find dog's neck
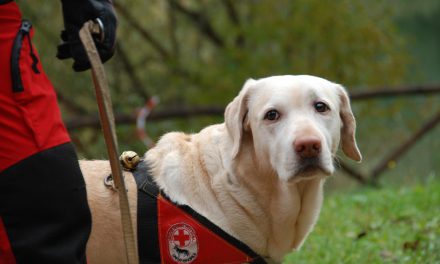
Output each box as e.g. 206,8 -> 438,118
220,135 -> 324,262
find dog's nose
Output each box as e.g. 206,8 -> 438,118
294,136 -> 321,158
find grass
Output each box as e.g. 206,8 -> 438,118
283,179 -> 440,264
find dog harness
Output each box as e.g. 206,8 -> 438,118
132,161 -> 267,264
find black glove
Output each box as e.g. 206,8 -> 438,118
57,0 -> 117,72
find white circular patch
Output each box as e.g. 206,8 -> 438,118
167,223 -> 198,263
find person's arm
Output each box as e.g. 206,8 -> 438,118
57,0 -> 117,72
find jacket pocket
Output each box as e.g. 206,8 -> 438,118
11,19 -> 40,93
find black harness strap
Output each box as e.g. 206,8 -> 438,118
133,161 -> 161,264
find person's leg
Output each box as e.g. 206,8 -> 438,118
0,143 -> 91,264
0,3 -> 91,263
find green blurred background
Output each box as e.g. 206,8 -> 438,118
17,0 -> 440,190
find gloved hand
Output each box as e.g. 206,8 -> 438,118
57,0 -> 117,72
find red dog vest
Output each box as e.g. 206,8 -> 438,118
133,161 -> 267,264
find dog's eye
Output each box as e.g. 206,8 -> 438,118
264,110 -> 280,121
314,102 -> 330,113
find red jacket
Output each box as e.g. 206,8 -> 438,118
0,2 -> 70,171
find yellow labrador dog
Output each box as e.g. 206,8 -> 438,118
80,75 -> 361,263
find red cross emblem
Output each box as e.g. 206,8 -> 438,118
173,229 -> 190,247
167,223 -> 198,263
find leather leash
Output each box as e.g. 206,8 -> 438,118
79,21 -> 139,264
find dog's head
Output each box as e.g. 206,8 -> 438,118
225,75 -> 361,182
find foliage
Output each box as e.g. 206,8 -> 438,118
16,1 -> 439,183
394,0 -> 440,83
21,0 -> 408,108
284,178 -> 440,263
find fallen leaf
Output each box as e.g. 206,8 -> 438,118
355,230 -> 367,240
403,239 -> 420,251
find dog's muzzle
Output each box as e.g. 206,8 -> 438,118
292,157 -> 331,179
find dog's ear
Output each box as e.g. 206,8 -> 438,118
225,78 -> 255,159
336,85 -> 362,162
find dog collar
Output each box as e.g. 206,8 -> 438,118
133,160 -> 267,264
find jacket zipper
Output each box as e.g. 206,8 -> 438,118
11,19 -> 40,93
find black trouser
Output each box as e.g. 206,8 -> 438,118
0,143 -> 91,264
0,0 -> 13,5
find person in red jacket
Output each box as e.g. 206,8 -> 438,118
0,0 -> 117,263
